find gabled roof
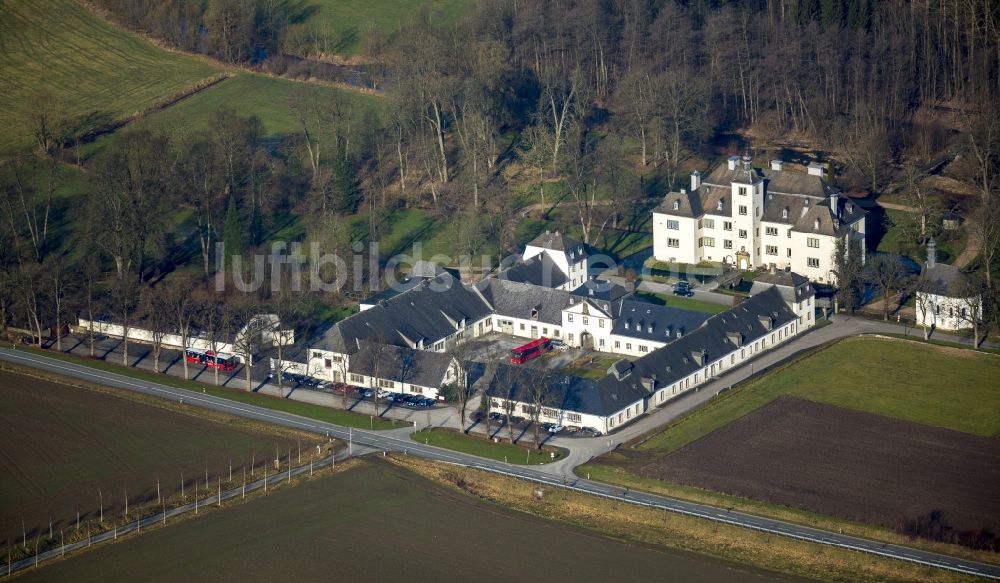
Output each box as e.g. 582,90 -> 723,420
483,279 -> 569,325
703,161 -> 762,186
653,188 -> 702,218
761,168 -> 838,198
313,272 -> 493,353
922,262 -> 963,295
600,287 -> 796,397
348,341 -> 453,387
611,300 -> 711,342
486,365 -> 648,418
570,279 -> 631,302
501,253 -> 568,288
526,230 -> 584,253
791,201 -> 840,236
751,270 -> 816,303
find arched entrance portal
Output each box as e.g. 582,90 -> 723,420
735,248 -> 751,270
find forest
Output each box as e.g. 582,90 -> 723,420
2,0 -> 999,345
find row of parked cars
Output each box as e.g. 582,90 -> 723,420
471,412 -> 603,437
353,388 -> 437,408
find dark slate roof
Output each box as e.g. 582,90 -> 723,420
482,279 -> 568,325
348,341 -> 452,387
526,231 -> 585,254
570,279 -> 631,302
653,188 -> 702,218
703,160 -> 762,186
761,168 -> 838,198
313,272 -> 493,353
599,287 -> 796,398
700,185 -> 732,217
611,300 -> 711,342
486,365 -> 648,418
922,262 -> 963,295
360,277 -> 423,306
500,253 -> 568,288
751,270 -> 816,303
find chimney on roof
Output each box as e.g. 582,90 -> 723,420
727,156 -> 739,171
830,191 -> 839,220
801,199 -> 810,218
927,238 -> 937,268
691,170 -> 701,191
807,162 -> 825,177
770,160 -> 783,171
680,188 -> 686,195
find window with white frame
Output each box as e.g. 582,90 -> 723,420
723,221 -> 733,231
349,373 -> 364,383
739,205 -> 748,216
666,220 -> 680,230
703,237 -> 715,247
667,238 -> 680,248
739,229 -> 748,238
738,186 -> 748,195
598,319 -> 604,328
639,345 -> 648,353
582,316 -> 589,325
541,407 -> 557,418
724,240 -> 733,249
568,314 -> 574,322
807,257 -> 820,267
765,245 -> 778,255
787,248 -> 792,257
567,412 -> 582,423
807,237 -> 820,248
378,379 -> 395,388
703,218 -> 715,229
765,227 -> 778,236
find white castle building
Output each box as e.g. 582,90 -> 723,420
652,156 -> 866,283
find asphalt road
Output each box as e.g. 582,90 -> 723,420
2,347 -> 997,580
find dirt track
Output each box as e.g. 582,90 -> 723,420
640,395 -> 1000,532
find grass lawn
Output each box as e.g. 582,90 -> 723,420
411,428 -> 561,464
81,73 -> 383,160
640,337 -> 1000,457
634,291 -> 730,315
299,0 -> 473,56
0,0 -> 219,154
20,347 -> 399,430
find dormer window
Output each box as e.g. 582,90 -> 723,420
717,199 -> 723,211
673,199 -> 680,210
813,218 -> 820,230
782,207 -> 788,219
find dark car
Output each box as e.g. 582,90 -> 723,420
391,393 -> 409,403
488,412 -> 507,425
470,411 -> 486,423
673,287 -> 695,297
509,415 -> 527,426
418,397 -> 435,407
579,427 -> 604,437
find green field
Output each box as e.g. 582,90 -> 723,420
639,337 -> 1000,456
0,0 -> 219,154
15,461 -> 795,583
411,428 -> 561,464
298,0 -> 473,56
0,368 -> 303,544
19,347 -> 399,431
81,73 -> 383,160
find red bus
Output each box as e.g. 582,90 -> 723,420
204,351 -> 239,372
185,348 -> 207,365
510,337 -> 552,364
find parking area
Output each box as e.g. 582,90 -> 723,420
465,333 -> 593,370
468,411 -> 605,439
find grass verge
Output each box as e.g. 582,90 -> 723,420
411,428 -> 562,464
393,456 -> 982,583
14,346 -> 399,430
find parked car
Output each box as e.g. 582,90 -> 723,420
509,415 -> 527,426
547,425 -> 565,434
579,427 -> 604,437
488,412 -> 507,425
565,425 -> 581,434
391,393 -> 409,403
539,422 -> 556,433
418,397 -> 435,407
673,287 -> 695,297
550,339 -> 570,351
470,411 -> 486,423
355,388 -> 374,398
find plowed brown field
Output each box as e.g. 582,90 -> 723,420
640,395 -> 1000,532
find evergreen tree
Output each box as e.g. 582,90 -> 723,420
222,196 -> 242,268
327,149 -> 359,215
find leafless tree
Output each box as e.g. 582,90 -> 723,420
866,253 -> 909,321
112,271 -> 139,366
524,368 -> 557,449
912,274 -> 935,340
139,285 -> 170,373
163,276 -> 196,379
971,195 -> 1000,290
954,275 -> 986,347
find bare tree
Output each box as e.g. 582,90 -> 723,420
45,254 -> 72,351
163,276 -> 197,380
443,340 -> 479,430
524,368 -> 557,450
954,275 -> 986,347
971,195 -> 1000,290
912,274 -> 935,340
80,253 -> 102,358
112,271 -> 139,366
139,285 -> 170,373
866,253 -> 909,321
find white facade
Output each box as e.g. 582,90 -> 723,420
652,158 -> 866,284
916,292 -> 980,331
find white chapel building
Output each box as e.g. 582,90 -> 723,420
652,156 -> 866,283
